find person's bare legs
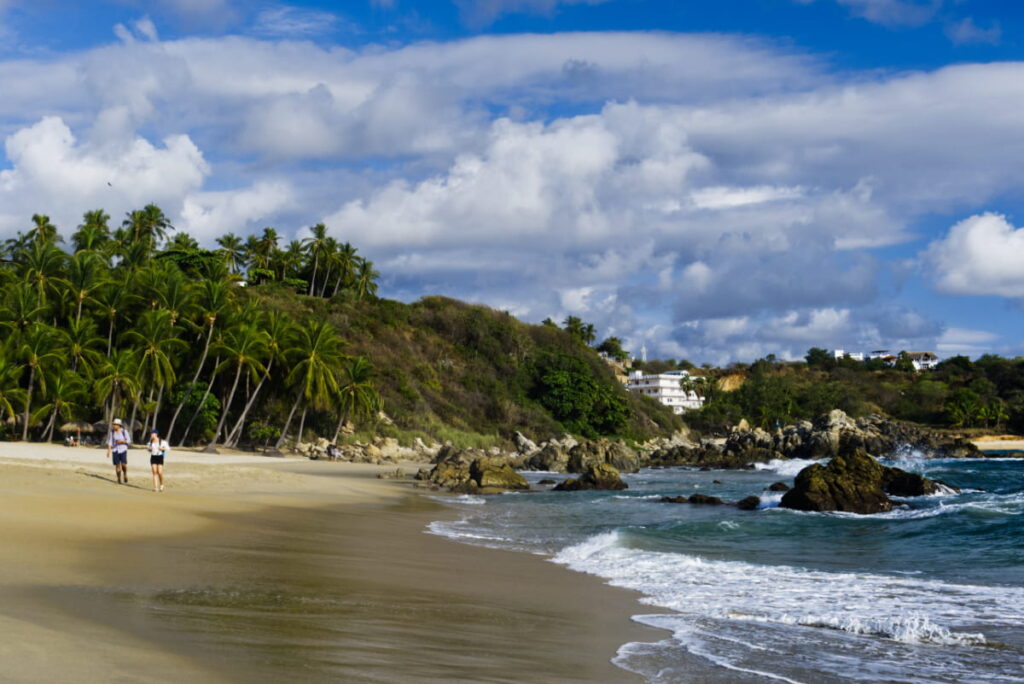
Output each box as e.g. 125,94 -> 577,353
151,463 -> 159,491
156,464 -> 164,491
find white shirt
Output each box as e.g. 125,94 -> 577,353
148,438 -> 169,456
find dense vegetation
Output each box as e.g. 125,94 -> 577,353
0,208 -> 679,448
686,351 -> 1024,435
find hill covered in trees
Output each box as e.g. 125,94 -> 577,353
0,207 -> 681,449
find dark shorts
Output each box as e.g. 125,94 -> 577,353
112,451 -> 127,466
150,455 -> 165,466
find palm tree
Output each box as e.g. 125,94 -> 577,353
40,370 -> 86,443
225,311 -> 293,448
19,241 -> 68,315
92,278 -> 130,355
0,344 -> 27,425
123,203 -> 173,249
121,310 -> 187,434
353,258 -> 379,300
72,209 -> 111,253
207,324 -> 268,447
30,214 -> 61,244
65,251 -> 107,324
331,356 -> 382,443
276,319 -> 344,449
17,323 -> 65,441
216,233 -> 246,275
331,242 -> 358,296
94,348 -> 141,424
303,222 -> 329,296
0,281 -> 46,335
165,277 -> 232,443
61,317 -> 105,374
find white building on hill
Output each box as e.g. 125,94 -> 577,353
626,370 -> 704,414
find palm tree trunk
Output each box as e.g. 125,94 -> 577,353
153,385 -> 164,434
129,401 -> 139,436
22,365 -> 34,441
143,386 -> 154,433
275,386 -> 304,449
297,405 -> 308,446
179,355 -> 219,447
106,318 -> 114,357
167,323 -> 213,443
76,297 -> 83,325
319,262 -> 333,298
208,363 -> 242,447
43,406 -> 58,443
331,409 -> 350,444
225,359 -> 273,448
308,255 -> 318,296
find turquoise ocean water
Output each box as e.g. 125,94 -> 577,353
429,454 -> 1024,683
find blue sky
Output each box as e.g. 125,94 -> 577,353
1,0 -> 1023,364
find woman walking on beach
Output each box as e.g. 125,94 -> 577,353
148,429 -> 168,492
107,418 -> 132,484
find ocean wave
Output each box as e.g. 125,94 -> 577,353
757,492 -> 784,508
754,459 -> 821,477
551,530 -> 1024,647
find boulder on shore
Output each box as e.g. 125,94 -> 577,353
780,447 -> 958,514
553,463 -> 628,491
660,493 -> 724,505
737,496 -> 761,510
416,445 -> 529,493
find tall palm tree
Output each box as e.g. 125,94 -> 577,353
331,356 -> 382,443
331,242 -> 358,296
94,348 -> 141,424
276,319 -> 344,449
30,214 -> 61,244
165,277 -> 232,443
225,311 -> 292,448
19,241 -> 68,315
303,223 -> 329,296
207,324 -> 268,447
353,258 -> 379,300
0,344 -> 27,425
216,232 -> 246,275
93,278 -> 130,355
121,310 -> 187,433
40,370 -> 85,443
317,236 -> 338,297
18,323 -> 65,441
0,281 -> 46,335
65,251 -> 107,324
123,203 -> 173,249
72,209 -> 111,253
61,316 -> 105,374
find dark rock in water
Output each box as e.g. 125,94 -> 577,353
768,481 -> 791,492
780,447 -> 957,514
713,479 -> 723,484
737,496 -> 761,510
688,493 -> 725,505
470,457 -> 530,491
781,449 -> 893,514
525,442 -> 571,472
538,478 -> 557,485
660,493 -> 725,505
554,462 -> 628,491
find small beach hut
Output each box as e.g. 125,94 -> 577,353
60,419 -> 94,444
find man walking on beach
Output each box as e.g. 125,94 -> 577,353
107,418 -> 132,484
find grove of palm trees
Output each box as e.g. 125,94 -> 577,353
0,207 -> 383,449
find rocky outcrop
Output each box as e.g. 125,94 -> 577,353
649,410 -> 981,469
768,481 -> 791,492
302,435 -> 439,464
567,439 -> 642,474
737,496 -> 761,510
416,446 -> 529,493
780,447 -> 959,514
553,463 -> 628,491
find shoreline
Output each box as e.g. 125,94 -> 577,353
0,443 -> 660,683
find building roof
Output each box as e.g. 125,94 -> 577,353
905,351 -> 938,360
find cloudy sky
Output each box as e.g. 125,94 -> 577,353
1,0 -> 1023,364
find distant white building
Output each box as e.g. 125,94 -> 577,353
906,351 -> 939,371
626,370 -> 704,414
833,349 -> 865,361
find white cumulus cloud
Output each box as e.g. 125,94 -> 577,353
925,213 -> 1024,298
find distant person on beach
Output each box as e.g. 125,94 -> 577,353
106,418 -> 132,484
147,429 -> 169,492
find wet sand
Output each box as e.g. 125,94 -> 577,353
0,445 -> 658,683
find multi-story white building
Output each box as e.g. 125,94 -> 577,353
626,370 -> 704,414
906,351 -> 939,371
833,349 -> 865,361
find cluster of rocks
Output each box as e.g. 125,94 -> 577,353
779,446 -> 959,514
648,410 -> 979,470
298,436 -> 440,464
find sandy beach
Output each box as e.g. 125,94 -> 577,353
0,443 -> 656,683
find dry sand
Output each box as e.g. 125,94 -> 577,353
972,436 -> 1024,452
0,443 -> 657,683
